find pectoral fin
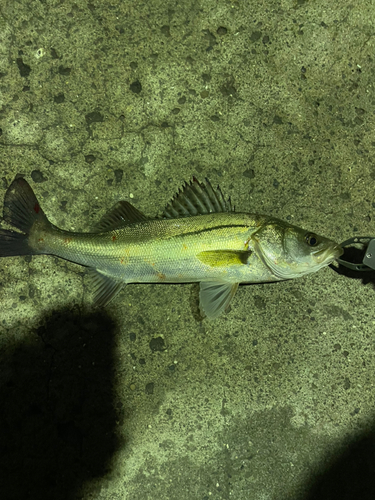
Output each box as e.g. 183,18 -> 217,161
197,250 -> 252,267
199,281 -> 239,320
87,268 -> 125,307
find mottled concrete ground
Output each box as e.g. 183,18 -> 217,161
0,1 -> 375,499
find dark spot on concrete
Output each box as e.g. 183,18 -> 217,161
58,66 -> 71,75
324,305 -> 353,321
85,155 -> 96,163
60,200 -> 68,211
130,80 -> 142,94
54,93 -> 65,104
220,80 -> 237,97
253,295 -> 266,309
149,337 -> 166,352
16,58 -> 31,78
250,31 -> 262,42
85,111 -> 104,125
50,48 -> 59,59
129,332 -> 136,342
137,315 -> 145,325
243,168 -> 255,179
202,29 -> 217,48
340,191 -> 351,200
31,170 -> 47,183
114,169 -> 123,183
145,382 -> 154,394
160,25 -> 171,37
217,26 -> 227,35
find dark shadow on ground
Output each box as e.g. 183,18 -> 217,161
0,306 -> 122,500
297,427 -> 375,500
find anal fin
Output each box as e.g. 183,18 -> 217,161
87,268 -> 125,307
199,281 -> 239,320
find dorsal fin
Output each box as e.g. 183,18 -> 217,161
95,200 -> 148,231
162,178 -> 233,218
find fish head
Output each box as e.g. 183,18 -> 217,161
253,221 -> 343,280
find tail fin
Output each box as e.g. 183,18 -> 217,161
0,229 -> 32,256
0,177 -> 50,257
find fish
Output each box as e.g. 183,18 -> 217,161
0,176 -> 343,319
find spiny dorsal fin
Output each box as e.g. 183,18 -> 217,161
162,178 -> 233,218
95,200 -> 148,231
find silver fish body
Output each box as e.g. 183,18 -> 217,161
0,177 -> 343,319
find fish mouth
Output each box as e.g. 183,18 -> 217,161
313,244 -> 343,264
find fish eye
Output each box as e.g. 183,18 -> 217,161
305,232 -> 318,246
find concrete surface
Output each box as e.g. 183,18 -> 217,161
0,0 -> 375,499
